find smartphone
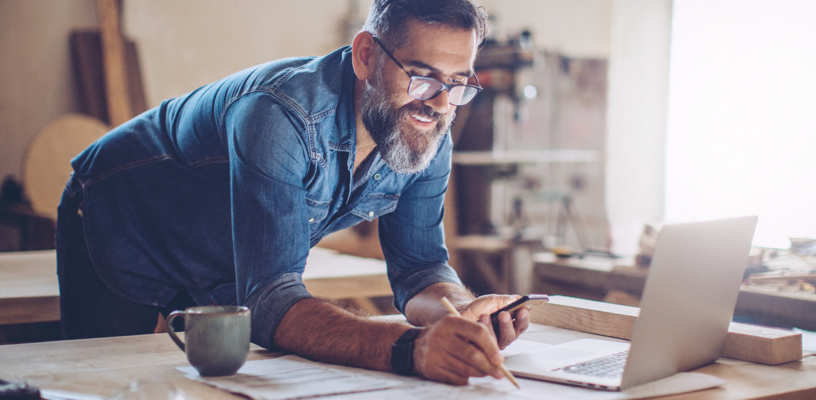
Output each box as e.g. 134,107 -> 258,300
490,294 -> 549,336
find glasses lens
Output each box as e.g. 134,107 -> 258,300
450,86 -> 479,106
448,86 -> 467,105
408,77 -> 442,100
408,77 -> 480,105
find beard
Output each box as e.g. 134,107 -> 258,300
360,65 -> 455,174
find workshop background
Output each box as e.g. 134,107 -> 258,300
1,0 -> 814,285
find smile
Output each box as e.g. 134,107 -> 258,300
411,114 -> 434,123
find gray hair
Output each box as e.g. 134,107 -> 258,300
362,0 -> 489,49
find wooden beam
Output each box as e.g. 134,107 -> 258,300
96,0 -> 131,126
529,295 -> 803,366
723,322 -> 804,366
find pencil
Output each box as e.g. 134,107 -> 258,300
440,297 -> 521,389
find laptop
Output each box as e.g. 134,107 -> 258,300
504,216 -> 758,391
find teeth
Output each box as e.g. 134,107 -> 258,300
412,114 -> 432,123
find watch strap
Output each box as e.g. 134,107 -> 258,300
391,328 -> 423,376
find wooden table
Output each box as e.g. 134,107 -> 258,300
532,253 -> 816,331
1,322 -> 814,399
0,248 -> 391,326
0,250 -> 59,325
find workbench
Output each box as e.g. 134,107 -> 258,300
0,248 -> 392,327
0,321 -> 813,399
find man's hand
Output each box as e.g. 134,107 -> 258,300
406,284 -> 531,350
411,315 -> 504,385
461,295 -> 530,349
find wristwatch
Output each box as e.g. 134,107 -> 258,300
391,328 -> 423,375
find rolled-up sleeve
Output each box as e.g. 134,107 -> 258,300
378,134 -> 463,313
224,92 -> 314,349
243,272 -> 311,349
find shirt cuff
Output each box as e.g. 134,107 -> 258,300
391,263 -> 463,314
243,272 -> 313,350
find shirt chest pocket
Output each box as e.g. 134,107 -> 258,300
305,198 -> 331,229
352,193 -> 400,222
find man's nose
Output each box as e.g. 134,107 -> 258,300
425,89 -> 452,115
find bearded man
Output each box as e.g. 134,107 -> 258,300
56,0 -> 530,384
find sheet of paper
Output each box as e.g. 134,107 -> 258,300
179,353 -> 724,400
179,354 -> 616,400
178,356 -> 402,400
328,377 -> 538,400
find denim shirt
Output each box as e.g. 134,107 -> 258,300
70,46 -> 462,349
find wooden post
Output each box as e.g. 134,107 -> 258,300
96,0 -> 131,127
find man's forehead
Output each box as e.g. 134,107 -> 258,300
403,59 -> 474,78
395,21 -> 478,77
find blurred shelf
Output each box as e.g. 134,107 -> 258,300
451,150 -> 600,165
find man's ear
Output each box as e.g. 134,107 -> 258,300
351,31 -> 376,81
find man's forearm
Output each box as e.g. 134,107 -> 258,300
404,282 -> 476,326
273,297 -> 410,371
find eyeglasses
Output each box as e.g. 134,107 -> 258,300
371,35 -> 483,106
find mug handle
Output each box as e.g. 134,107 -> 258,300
166,310 -> 186,352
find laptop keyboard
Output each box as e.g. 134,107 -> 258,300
555,351 -> 629,378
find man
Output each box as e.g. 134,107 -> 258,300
57,0 -> 530,385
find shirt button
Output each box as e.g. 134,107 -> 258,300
368,211 -> 374,217
308,218 -> 314,222
374,174 -> 381,180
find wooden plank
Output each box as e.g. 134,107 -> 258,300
531,295 -> 637,341
71,30 -> 147,125
70,31 -> 108,123
0,296 -> 60,325
96,0 -> 131,126
124,39 -> 147,116
723,322 -> 804,366
529,295 -> 803,365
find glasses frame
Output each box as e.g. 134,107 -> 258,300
371,35 -> 483,106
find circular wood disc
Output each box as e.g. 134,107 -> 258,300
23,114 -> 109,220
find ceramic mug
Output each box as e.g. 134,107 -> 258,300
166,305 -> 251,376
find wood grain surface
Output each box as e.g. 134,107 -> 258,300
530,295 -> 804,365
0,329 -> 814,400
